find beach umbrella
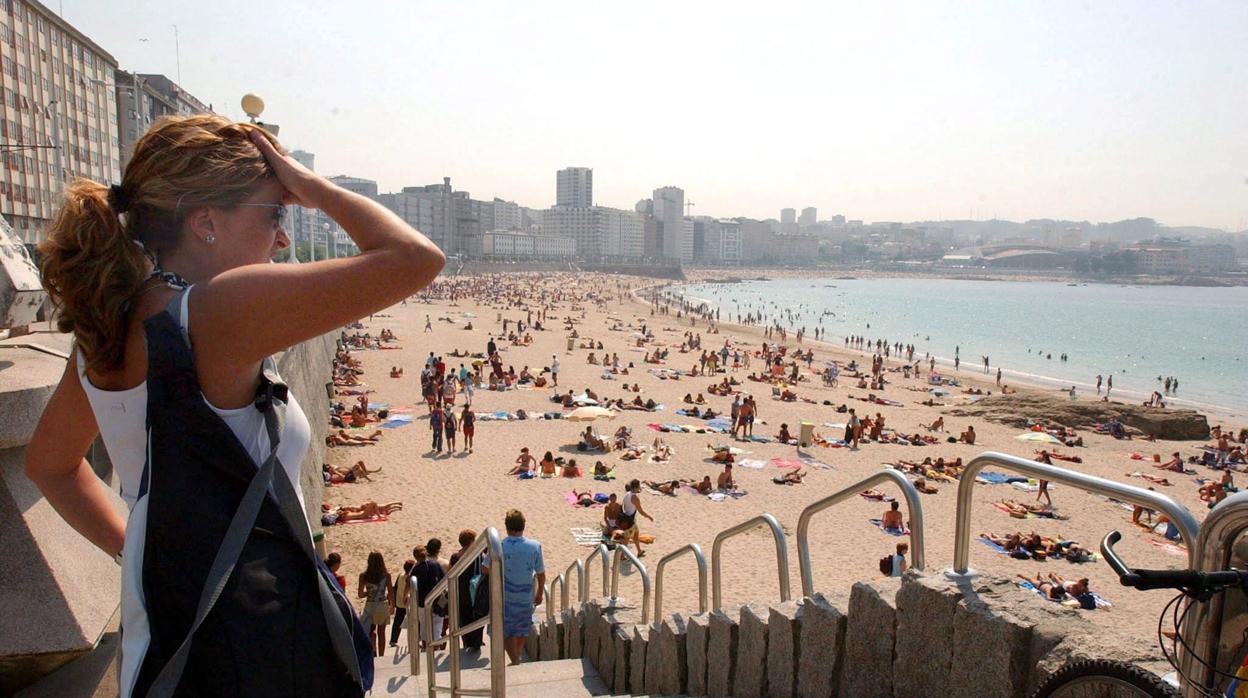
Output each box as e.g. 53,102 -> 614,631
1015,432 -> 1062,445
568,406 -> 616,422
928,388 -> 950,397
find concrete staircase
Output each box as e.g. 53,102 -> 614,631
369,648 -> 618,697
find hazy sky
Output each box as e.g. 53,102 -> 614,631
65,1 -> 1247,229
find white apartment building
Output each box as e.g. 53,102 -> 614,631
116,71 -> 211,170
482,231 -> 575,258
1,0 -> 122,242
701,218 -> 742,263
556,166 -> 592,208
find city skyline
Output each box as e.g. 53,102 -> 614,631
60,0 -> 1248,230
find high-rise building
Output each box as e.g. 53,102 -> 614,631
492,197 -> 521,231
556,166 -> 592,208
781,208 -> 796,225
1,3 -> 122,241
328,175 -> 378,200
378,177 -> 488,256
652,186 -> 690,262
542,205 -> 644,258
697,217 -> 742,264
800,207 -> 817,226
115,71 -> 211,170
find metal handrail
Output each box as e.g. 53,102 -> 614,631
563,558 -> 585,608
546,574 -> 566,623
796,468 -> 925,596
609,544 -> 653,624
421,527 -> 506,697
711,513 -> 791,610
950,451 -> 1200,577
653,543 -> 708,620
1179,492 -> 1248,697
584,543 -> 610,601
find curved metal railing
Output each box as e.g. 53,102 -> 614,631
609,545 -> 653,623
546,574 -> 567,623
1179,492 -> 1248,696
797,468 -> 925,596
711,513 -> 791,611
420,527 -> 506,697
562,558 -> 585,608
653,543 -> 708,620
584,543 -> 610,601
950,451 -> 1200,577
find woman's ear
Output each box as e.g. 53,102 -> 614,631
186,207 -> 217,244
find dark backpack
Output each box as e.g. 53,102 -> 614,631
879,555 -> 893,576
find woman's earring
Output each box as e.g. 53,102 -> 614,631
205,234 -> 215,244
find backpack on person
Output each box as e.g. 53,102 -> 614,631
879,555 -> 893,576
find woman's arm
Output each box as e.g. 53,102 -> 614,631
25,361 -> 126,556
358,575 -> 368,600
635,496 -> 653,521
191,133 -> 445,369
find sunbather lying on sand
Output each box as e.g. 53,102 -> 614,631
772,469 -> 806,485
323,461 -> 381,483
644,479 -> 682,495
326,430 -> 383,447
326,501 -> 402,523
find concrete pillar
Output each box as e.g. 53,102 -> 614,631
797,593 -> 847,698
686,613 -> 711,697
563,607 -> 582,659
840,579 -> 900,698
630,624 -> 650,695
767,600 -> 802,698
734,603 -> 769,698
707,608 -> 740,698
649,614 -> 689,696
611,624 -> 633,694
539,617 -> 563,661
893,576 -> 959,698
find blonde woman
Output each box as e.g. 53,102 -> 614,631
26,115 -> 443,696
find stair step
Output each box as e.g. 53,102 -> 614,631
369,653 -> 610,697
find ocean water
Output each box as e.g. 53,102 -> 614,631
668,277 -> 1248,420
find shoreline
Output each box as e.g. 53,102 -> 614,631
648,276 -> 1244,424
679,265 -> 1248,288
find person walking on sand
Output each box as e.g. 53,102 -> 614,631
551,354 -> 560,387
430,404 -> 445,453
461,404 -> 475,453
443,408 -> 457,452
619,479 -> 655,557
1096,374 -> 1103,395
425,314 -> 433,332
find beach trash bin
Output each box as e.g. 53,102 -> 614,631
799,421 -> 815,447
567,337 -> 575,351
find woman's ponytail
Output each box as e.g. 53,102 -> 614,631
37,178 -> 150,373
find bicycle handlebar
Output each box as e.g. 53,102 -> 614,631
1101,530 -> 1248,594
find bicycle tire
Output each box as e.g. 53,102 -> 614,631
1030,658 -> 1179,698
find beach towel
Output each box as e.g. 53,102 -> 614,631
748,435 -> 773,443
735,459 -> 766,470
706,490 -> 748,502
978,536 -> 1009,554
869,518 -> 909,536
976,472 -> 1014,485
798,455 -> 834,470
594,469 -> 617,481
377,419 -> 412,430
565,491 -> 603,508
1147,539 -> 1187,556
770,458 -> 805,470
571,527 -> 605,547
1009,479 -> 1054,492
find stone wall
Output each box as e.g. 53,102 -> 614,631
0,329 -> 337,693
531,572 -> 1167,697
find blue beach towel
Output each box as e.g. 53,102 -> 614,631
869,518 -> 909,536
977,472 -> 1012,485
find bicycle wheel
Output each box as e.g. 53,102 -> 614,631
1030,658 -> 1180,698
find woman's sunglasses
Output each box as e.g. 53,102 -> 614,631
236,203 -> 287,228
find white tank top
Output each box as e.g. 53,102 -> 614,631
77,286 -> 312,511
622,491 -> 638,516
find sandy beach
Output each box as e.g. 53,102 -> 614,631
322,270 -> 1237,655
